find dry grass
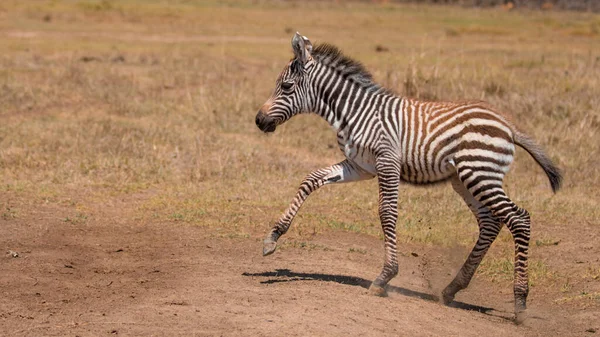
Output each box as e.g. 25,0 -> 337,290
0,0 -> 599,306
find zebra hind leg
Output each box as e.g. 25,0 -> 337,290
442,175 -> 502,305
263,160 -> 374,256
458,169 -> 531,323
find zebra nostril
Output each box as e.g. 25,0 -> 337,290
255,114 -> 262,126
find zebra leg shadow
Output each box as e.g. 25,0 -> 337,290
242,269 -> 524,321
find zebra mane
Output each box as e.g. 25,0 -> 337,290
310,43 -> 388,94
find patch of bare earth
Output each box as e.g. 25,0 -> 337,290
1,192 -> 598,336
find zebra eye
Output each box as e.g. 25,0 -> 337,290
281,82 -> 294,91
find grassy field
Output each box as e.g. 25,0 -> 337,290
1,0 -> 599,313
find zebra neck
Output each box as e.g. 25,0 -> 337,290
311,68 -> 382,133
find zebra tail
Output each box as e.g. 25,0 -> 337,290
513,131 -> 563,193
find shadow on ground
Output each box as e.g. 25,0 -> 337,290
242,269 -> 513,320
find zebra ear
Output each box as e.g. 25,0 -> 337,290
292,32 -> 312,63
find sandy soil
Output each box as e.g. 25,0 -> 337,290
1,193 -> 598,337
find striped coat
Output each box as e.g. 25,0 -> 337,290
255,33 -> 561,323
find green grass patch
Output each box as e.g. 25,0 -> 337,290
555,291 -> 600,304
1,206 -> 18,220
63,212 -> 88,224
478,254 -> 556,286
535,238 -> 561,247
280,240 -> 332,252
348,247 -> 367,254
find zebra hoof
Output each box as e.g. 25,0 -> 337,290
441,288 -> 456,305
368,284 -> 388,297
514,309 -> 528,325
263,239 -> 277,256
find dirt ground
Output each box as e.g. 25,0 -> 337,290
1,192 -> 598,337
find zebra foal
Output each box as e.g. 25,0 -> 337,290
254,33 -> 562,322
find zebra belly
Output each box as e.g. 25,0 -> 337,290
339,142 -> 455,181
399,155 -> 455,184
342,143 -> 377,175
341,144 -> 454,182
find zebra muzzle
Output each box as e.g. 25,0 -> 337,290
255,111 -> 277,133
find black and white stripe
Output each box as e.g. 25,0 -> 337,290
255,33 -> 562,322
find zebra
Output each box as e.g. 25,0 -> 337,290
254,32 -> 562,322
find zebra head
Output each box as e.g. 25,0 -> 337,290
255,32 -> 314,133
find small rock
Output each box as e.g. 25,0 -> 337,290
7,250 -> 19,258
411,252 -> 419,257
80,56 -> 101,63
586,328 -> 597,333
167,300 -> 188,306
375,45 -> 389,53
111,55 -> 125,63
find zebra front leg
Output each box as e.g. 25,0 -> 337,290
368,157 -> 401,297
263,160 -> 374,256
442,175 -> 502,305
